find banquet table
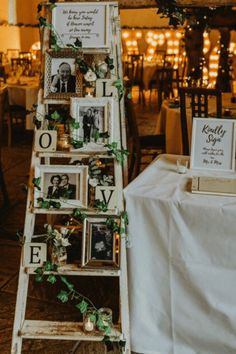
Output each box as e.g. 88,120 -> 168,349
124,154 -> 236,354
7,77 -> 39,130
156,93 -> 236,155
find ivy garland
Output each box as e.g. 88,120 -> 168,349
32,211 -> 128,351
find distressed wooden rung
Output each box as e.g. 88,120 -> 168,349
20,320 -> 122,341
26,264 -> 120,277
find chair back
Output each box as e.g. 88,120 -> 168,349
125,97 -> 141,181
156,67 -> 179,111
126,54 -> 144,87
179,87 -> 222,155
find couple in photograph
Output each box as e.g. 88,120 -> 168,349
47,174 -> 76,200
82,108 -> 101,143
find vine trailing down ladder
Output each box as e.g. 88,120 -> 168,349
11,1 -> 130,353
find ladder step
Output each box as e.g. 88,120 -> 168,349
26,264 -> 120,276
20,320 -> 122,341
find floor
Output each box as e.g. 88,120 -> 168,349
0,89 -> 158,353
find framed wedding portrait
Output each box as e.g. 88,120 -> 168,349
82,217 -> 120,269
70,97 -> 114,151
51,2 -> 110,49
34,165 -> 88,209
44,50 -> 83,99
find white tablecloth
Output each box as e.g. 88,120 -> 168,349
7,79 -> 39,129
124,154 -> 236,354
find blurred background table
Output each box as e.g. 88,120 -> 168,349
7,77 -> 39,130
156,92 -> 236,155
124,154 -> 236,354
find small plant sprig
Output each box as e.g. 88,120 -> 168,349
37,197 -> 61,209
105,142 -> 129,165
72,208 -> 87,222
34,261 -> 113,336
32,177 -> 41,191
94,200 -> 109,212
70,138 -> 84,149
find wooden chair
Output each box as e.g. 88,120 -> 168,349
5,90 -> 28,147
126,54 -> 145,104
125,98 -> 165,181
157,67 -> 179,112
179,87 -> 222,155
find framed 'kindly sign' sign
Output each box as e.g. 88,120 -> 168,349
51,2 -> 110,49
190,118 -> 236,172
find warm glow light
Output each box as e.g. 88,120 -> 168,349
209,72 -> 217,77
173,40 -> 179,46
159,34 -> 165,39
167,49 -> 173,54
122,31 -> 129,39
151,40 -> 157,46
31,41 -> 41,50
147,31 -> 154,37
126,41 -> 131,46
167,40 -> 173,46
165,32 -> 171,38
132,40 -> 137,46
158,39 -> 164,45
203,32 -> 208,38
146,37 -> 152,44
173,49 -> 179,54
176,32 -> 182,39
136,31 -> 142,38
148,48 -> 155,54
153,34 -> 159,39
209,63 -> 218,69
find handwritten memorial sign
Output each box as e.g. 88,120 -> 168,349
52,3 -> 109,49
190,118 -> 236,171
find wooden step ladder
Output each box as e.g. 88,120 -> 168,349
11,1 -> 130,353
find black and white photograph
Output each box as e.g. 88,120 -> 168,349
82,218 -> 120,269
44,173 -> 77,200
34,165 -> 88,209
90,223 -> 113,261
70,97 -> 114,151
44,51 -> 82,99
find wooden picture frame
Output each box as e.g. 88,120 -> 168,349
190,117 -> 236,172
70,97 -> 114,152
82,217 -> 120,269
34,164 -> 88,209
44,50 -> 83,99
51,2 -> 110,49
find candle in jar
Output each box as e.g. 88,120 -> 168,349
83,317 -> 95,332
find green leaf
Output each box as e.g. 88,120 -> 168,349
44,261 -> 55,272
35,274 -> 44,283
51,111 -> 61,121
127,92 -> 132,99
72,208 -> 87,221
94,199 -> 108,212
70,138 -> 83,149
37,198 -> 50,209
60,276 -> 74,291
57,290 -> 69,303
75,300 -> 88,314
106,217 -> 119,233
32,177 -> 41,191
122,211 -> 129,226
38,16 -> 47,27
34,267 -> 43,275
47,274 -> 57,284
49,200 -> 61,209
70,119 -> 80,130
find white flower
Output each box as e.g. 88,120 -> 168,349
89,178 -> 99,187
100,175 -> 114,186
84,69 -> 97,82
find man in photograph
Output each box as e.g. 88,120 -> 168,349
60,174 -> 76,199
82,108 -> 94,143
50,62 -> 76,93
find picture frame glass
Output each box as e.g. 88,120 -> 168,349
51,3 -> 109,48
82,218 -> 120,268
190,118 -> 236,172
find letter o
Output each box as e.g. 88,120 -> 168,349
39,133 -> 52,149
